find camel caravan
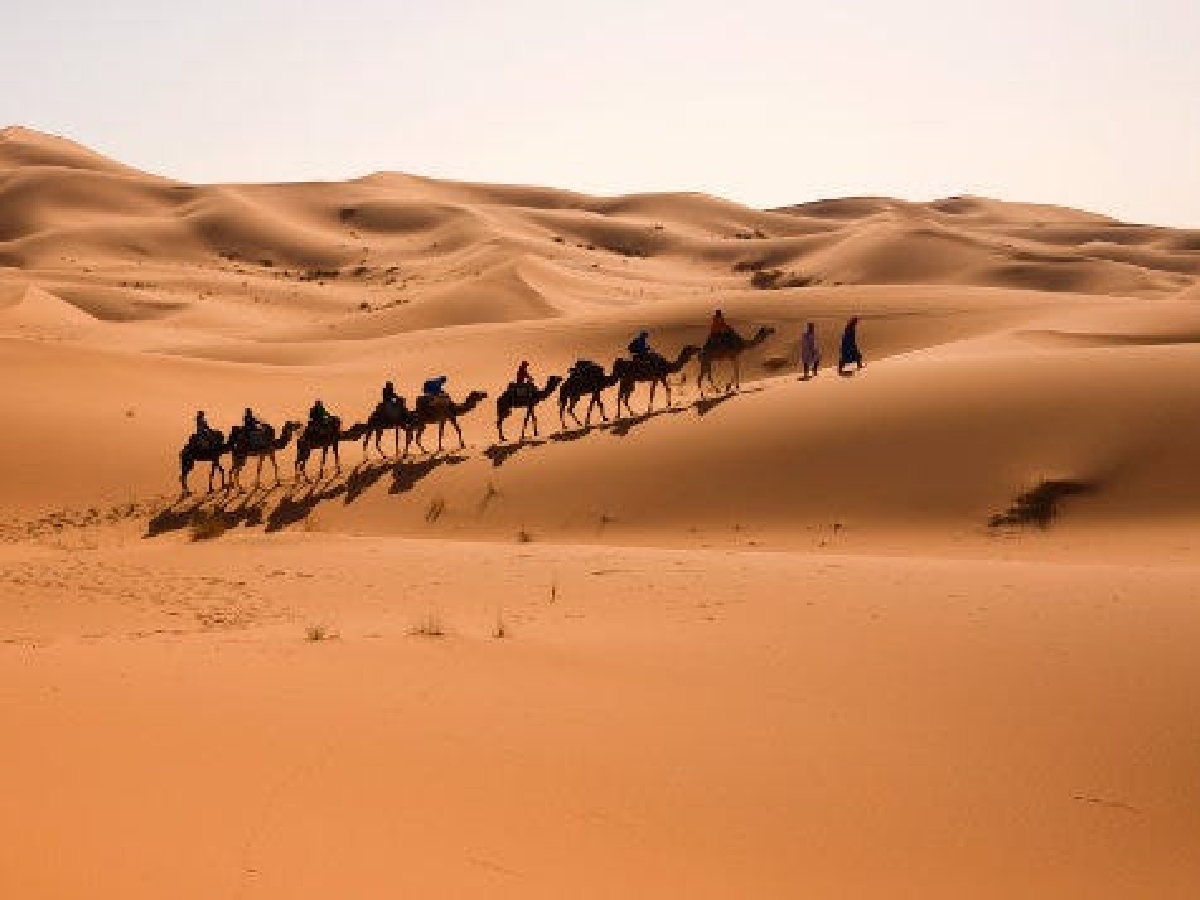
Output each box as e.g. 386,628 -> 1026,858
179,312 -> 862,495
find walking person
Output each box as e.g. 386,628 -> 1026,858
838,316 -> 864,375
799,323 -> 820,379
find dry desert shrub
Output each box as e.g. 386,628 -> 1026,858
425,497 -> 446,523
989,479 -> 1094,529
410,610 -> 445,638
189,512 -> 228,542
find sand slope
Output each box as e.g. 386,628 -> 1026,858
2,127 -> 1200,899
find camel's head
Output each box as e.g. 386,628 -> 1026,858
681,344 -> 702,361
756,326 -> 777,341
545,375 -> 564,391
466,390 -> 489,403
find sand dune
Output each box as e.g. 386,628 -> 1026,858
3,127 -> 1200,899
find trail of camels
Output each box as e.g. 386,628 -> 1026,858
180,324 -> 777,493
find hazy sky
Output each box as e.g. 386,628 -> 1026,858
4,1 -> 1198,225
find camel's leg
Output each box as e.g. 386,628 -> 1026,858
333,441 -> 341,475
647,380 -> 657,413
451,417 -> 465,450
255,454 -> 264,488
436,422 -> 446,452
664,379 -> 673,407
529,407 -> 539,438
393,427 -> 400,457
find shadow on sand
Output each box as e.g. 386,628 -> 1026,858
610,403 -> 688,437
391,451 -> 467,493
483,438 -> 546,468
145,483 -> 285,537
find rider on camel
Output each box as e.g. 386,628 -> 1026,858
628,330 -> 653,360
194,411 -> 218,447
709,309 -> 732,338
515,360 -> 532,385
382,380 -> 399,406
422,375 -> 449,399
243,407 -> 264,434
309,399 -> 334,431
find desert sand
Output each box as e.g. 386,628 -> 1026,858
2,125 -> 1199,898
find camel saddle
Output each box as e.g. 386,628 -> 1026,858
233,423 -> 273,452
571,359 -> 603,378
417,392 -> 452,414
704,330 -> 738,354
508,381 -> 537,404
305,416 -> 341,441
189,430 -> 224,453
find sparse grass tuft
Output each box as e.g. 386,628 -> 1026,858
306,625 -> 329,642
750,269 -> 818,290
478,481 -> 501,512
189,512 -> 228,542
989,479 -> 1094,529
516,528 -> 533,543
410,610 -> 445,638
425,497 -> 446,523
492,611 -> 508,639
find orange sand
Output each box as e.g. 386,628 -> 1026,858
2,126 -> 1199,898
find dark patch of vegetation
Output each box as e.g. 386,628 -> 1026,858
749,268 -> 818,290
299,269 -> 340,282
733,258 -> 769,273
989,479 -> 1095,529
189,511 -> 230,541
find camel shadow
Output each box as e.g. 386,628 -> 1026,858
389,452 -> 466,494
344,458 -> 393,503
550,421 -> 610,443
692,384 -> 763,416
693,392 -> 737,416
145,487 -> 277,537
266,478 -> 347,532
610,404 -> 687,438
483,437 -> 546,468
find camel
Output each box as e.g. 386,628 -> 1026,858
413,390 -> 488,452
614,345 -> 700,417
361,398 -> 416,459
229,421 -> 302,490
557,361 -> 620,429
295,418 -> 368,480
496,376 -> 563,442
697,326 -> 776,396
180,430 -> 228,494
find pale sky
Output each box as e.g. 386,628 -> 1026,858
4,1 -> 1198,225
